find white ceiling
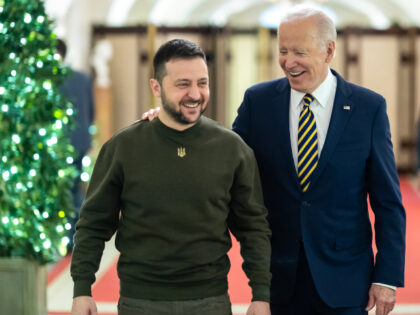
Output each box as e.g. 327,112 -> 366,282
46,0 -> 420,30
44,0 -> 420,71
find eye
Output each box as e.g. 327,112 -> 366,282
198,81 -> 208,87
177,83 -> 189,88
279,50 -> 287,55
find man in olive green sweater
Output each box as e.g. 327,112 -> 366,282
70,39 -> 271,315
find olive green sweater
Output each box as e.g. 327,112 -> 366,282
71,116 -> 271,302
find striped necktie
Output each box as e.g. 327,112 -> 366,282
298,94 -> 318,193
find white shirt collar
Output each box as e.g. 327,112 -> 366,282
290,68 -> 335,108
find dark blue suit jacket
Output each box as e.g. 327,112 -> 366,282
233,70 -> 405,307
60,69 -> 95,156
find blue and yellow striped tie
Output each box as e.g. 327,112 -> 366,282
298,94 -> 318,193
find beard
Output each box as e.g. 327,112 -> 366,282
161,89 -> 207,125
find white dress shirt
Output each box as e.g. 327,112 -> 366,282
289,68 -> 336,170
288,68 -> 396,291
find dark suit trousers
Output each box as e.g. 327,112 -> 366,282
271,246 -> 368,315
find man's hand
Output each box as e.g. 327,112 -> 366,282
71,296 -> 98,315
365,284 -> 396,315
141,107 -> 160,121
246,301 -> 271,315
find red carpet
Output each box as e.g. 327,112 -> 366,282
48,177 -> 420,314
395,178 -> 420,303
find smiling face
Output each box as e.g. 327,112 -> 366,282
278,16 -> 335,94
150,57 -> 210,130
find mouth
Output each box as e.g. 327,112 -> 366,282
289,71 -> 304,78
182,102 -> 200,108
181,98 -> 203,109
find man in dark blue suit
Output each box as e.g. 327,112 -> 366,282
233,6 -> 406,315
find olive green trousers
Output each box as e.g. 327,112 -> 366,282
118,293 -> 232,315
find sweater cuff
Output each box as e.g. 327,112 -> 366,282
73,280 -> 93,298
251,284 -> 270,302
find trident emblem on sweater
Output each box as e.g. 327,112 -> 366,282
178,147 -> 186,158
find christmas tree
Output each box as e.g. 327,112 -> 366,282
0,0 -> 76,263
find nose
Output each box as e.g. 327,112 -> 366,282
282,55 -> 296,70
187,85 -> 201,99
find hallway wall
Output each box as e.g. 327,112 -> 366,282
91,26 -> 420,171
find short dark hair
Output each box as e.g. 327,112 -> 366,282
57,39 -> 67,58
153,39 -> 206,83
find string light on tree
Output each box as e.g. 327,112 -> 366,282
0,0 -> 78,263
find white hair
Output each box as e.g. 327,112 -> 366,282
279,5 -> 337,49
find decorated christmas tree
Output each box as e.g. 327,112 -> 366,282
0,0 -> 76,263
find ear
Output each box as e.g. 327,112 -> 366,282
325,40 -> 336,63
150,78 -> 161,98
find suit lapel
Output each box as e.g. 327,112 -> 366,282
275,80 -> 301,190
309,71 -> 355,188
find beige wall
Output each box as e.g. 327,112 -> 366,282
360,36 -> 400,162
346,34 -> 362,85
105,34 -> 140,132
227,35 -> 259,128
397,36 -> 416,167
269,35 -> 285,80
213,32 -> 229,126
95,29 -> 419,170
330,37 -> 345,76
